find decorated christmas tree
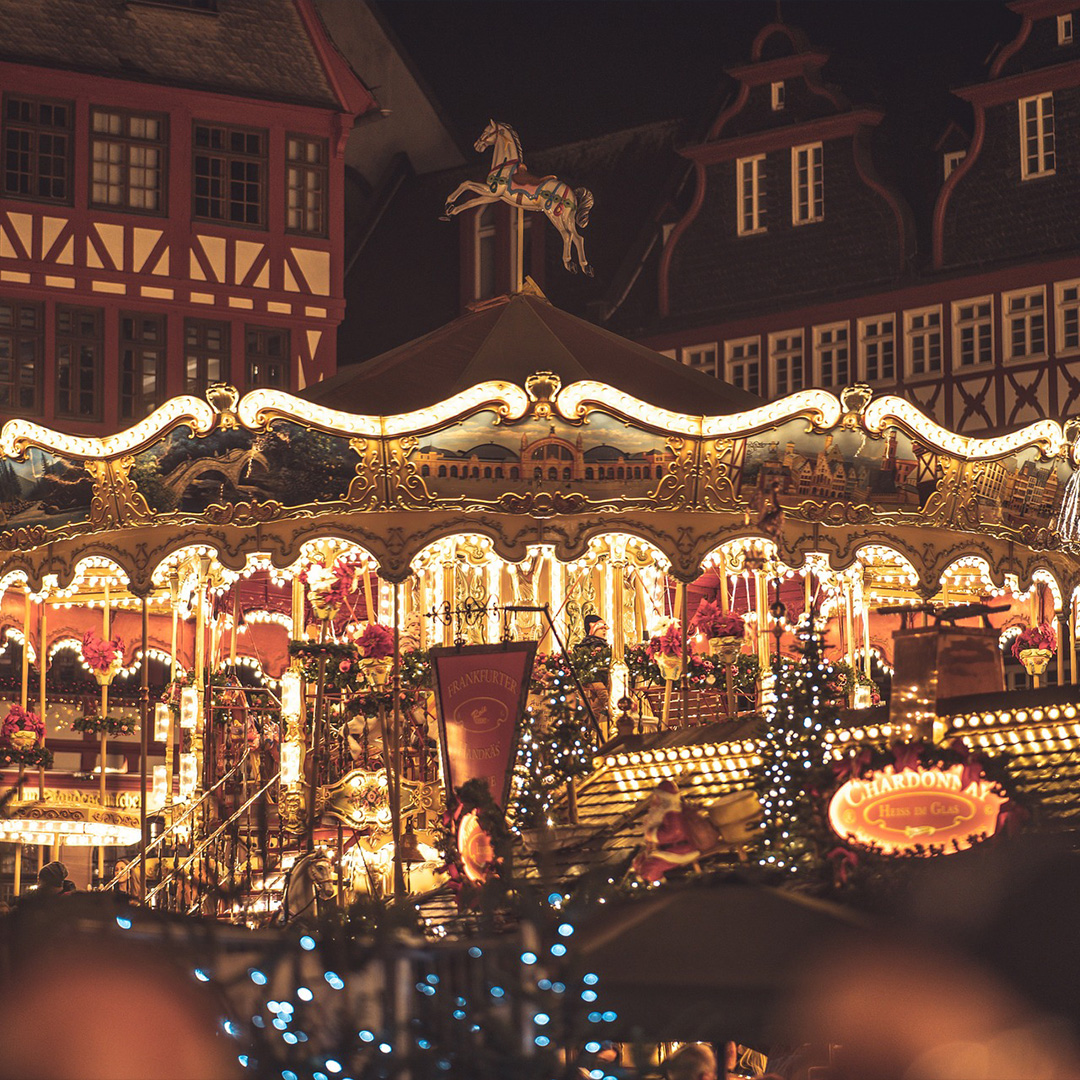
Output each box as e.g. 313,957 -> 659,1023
755,618 -> 845,877
510,653 -> 598,830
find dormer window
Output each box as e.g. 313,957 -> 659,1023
1059,12 -> 1074,44
1019,94 -> 1055,179
944,150 -> 966,180
771,81 -> 785,111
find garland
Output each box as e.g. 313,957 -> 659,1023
71,714 -> 137,738
0,744 -> 53,769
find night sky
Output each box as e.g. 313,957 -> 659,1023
376,1 -> 1022,152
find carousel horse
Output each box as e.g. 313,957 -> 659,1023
443,119 -> 595,276
280,850 -> 337,927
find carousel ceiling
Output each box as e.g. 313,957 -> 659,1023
0,370 -> 1076,595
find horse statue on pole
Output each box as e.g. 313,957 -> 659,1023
443,120 -> 595,276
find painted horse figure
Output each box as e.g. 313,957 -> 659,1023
443,120 -> 594,276
280,850 -> 336,928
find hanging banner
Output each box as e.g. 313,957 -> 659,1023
430,642 -> 537,808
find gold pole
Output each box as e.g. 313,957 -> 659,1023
139,596 -> 149,904
719,551 -> 729,611
843,579 -> 857,706
1070,594 -> 1077,686
98,578 -> 110,882
20,590 -> 30,709
391,582 -> 405,897
514,207 -> 524,292
1058,607 -> 1068,688
165,573 -> 179,817
13,845 -> 20,898
442,560 -> 455,646
38,597 -> 46,800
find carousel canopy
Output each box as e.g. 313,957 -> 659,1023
303,291 -> 763,416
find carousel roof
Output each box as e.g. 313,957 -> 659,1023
304,292 -> 763,416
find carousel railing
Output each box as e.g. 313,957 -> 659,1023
101,748 -> 257,894
144,768 -> 281,919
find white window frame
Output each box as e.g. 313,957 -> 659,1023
1059,12 -> 1074,44
952,296 -> 995,368
791,142 -> 823,225
904,306 -> 943,377
736,154 -> 766,236
858,315 -> 896,384
683,343 -> 718,377
943,150 -> 966,180
813,322 -> 850,388
771,81 -> 785,111
769,329 -> 804,397
1019,93 -> 1055,179
724,336 -> 761,396
1056,279 -> 1080,357
1003,287 -> 1047,361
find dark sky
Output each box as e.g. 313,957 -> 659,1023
376,1 -> 1022,151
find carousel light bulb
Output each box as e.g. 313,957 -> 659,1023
151,764 -> 169,811
281,742 -> 301,787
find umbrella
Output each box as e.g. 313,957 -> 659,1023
573,878 -> 873,1047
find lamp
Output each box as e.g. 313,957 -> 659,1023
151,764 -> 168,811
179,752 -> 198,799
153,702 -> 171,742
280,741 -> 301,787
398,823 -> 425,864
179,685 -> 198,729
281,669 -> 302,717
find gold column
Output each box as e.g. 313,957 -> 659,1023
98,578 -> 110,881
20,590 -> 30,709
164,573 -> 179,817
1070,593 -> 1077,686
442,559 -> 455,646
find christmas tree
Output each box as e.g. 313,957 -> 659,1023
755,618 -> 845,876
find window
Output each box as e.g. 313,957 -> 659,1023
858,316 -> 895,383
771,81 -> 785,111
814,324 -> 850,388
904,307 -> 942,376
2,95 -> 73,203
56,306 -> 103,419
286,135 -> 327,235
184,319 -> 229,393
91,109 -> 166,212
791,142 -> 823,224
120,313 -> 165,420
725,337 -> 760,396
1056,280 -> 1080,355
944,151 -> 966,180
1003,288 -> 1046,361
952,298 -> 994,368
246,326 -> 289,388
769,330 -> 804,396
475,204 -> 496,300
510,213 -> 532,289
0,299 -> 43,413
193,123 -> 267,226
683,344 -> 717,376
1059,13 -> 1074,44
736,155 -> 766,235
1019,94 -> 1055,179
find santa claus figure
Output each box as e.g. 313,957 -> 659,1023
632,779 -> 709,883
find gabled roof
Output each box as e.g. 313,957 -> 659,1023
0,0 -> 375,113
305,292 -> 762,416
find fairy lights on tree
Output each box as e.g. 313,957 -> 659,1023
755,616 -> 845,876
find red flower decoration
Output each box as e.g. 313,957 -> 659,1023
82,630 -> 125,674
691,599 -> 745,639
1012,620 -> 1057,659
356,622 -> 393,660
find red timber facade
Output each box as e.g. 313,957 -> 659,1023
0,0 -> 376,435
648,3 -> 1080,434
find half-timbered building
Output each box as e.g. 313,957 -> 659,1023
0,0 -> 377,434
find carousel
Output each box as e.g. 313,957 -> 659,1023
2,286 -> 1080,920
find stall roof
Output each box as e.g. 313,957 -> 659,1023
305,292 -> 763,416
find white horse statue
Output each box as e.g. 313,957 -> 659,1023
280,850 -> 337,927
443,120 -> 595,276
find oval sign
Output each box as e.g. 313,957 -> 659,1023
828,764 -> 1005,855
452,695 -> 509,733
457,810 -> 496,884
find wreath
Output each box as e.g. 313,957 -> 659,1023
0,743 -> 53,769
72,714 -> 137,738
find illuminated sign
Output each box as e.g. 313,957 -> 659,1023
828,765 -> 1005,855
